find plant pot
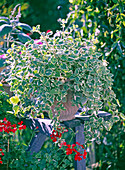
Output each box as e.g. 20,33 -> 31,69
51,90 -> 79,121
2,84 -> 13,97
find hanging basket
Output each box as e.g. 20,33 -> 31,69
51,90 -> 79,121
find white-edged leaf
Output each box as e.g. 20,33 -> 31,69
10,96 -> 20,105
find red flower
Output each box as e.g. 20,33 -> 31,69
26,32 -> 32,36
74,154 -> 82,161
22,125 -> 26,129
36,126 -> 39,129
76,142 -> 84,148
72,144 -> 76,148
19,125 -> 26,130
76,142 -> 81,145
0,149 -> 2,151
0,157 -> 2,164
46,30 -> 51,34
83,155 -> 86,159
56,132 -> 62,138
67,144 -> 71,148
64,129 -> 68,132
59,141 -> 67,148
83,150 -> 87,156
66,148 -> 73,155
52,137 -> 57,142
12,124 -> 16,128
3,118 -> 7,122
0,127 -> 3,132
18,121 -> 23,125
11,128 -> 17,133
1,152 -> 4,156
6,121 -> 11,127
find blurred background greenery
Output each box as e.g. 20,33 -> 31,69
0,0 -> 69,32
0,0 -> 125,169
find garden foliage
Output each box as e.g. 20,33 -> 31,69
66,0 -> 125,168
0,1 -> 124,169
67,0 -> 125,113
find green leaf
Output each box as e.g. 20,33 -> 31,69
13,105 -> 19,115
45,69 -> 52,76
120,113 -> 125,120
103,121 -> 113,131
17,22 -> 32,31
0,20 -> 8,26
116,99 -> 121,107
61,55 -> 68,61
0,17 -> 9,22
74,85 -> 80,91
93,91 -> 99,98
18,33 -> 31,43
48,110 -> 53,119
10,96 -> 20,105
50,89 -> 58,94
113,116 -> 120,122
6,111 -> 14,114
60,63 -> 67,70
0,24 -> 12,37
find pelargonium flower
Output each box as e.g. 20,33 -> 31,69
50,126 -> 87,161
76,142 -> 84,149
74,154 -> 82,161
1,152 -> 4,156
3,118 -> 7,122
19,125 -> 26,130
59,141 -> 67,148
66,147 -> 73,155
46,30 -> 51,34
18,121 -> 23,125
0,157 -> 2,164
26,32 -> 32,36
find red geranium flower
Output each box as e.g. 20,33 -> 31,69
83,150 -> 87,156
46,30 -> 51,34
3,118 -> 7,122
26,32 -> 32,36
83,155 -> 86,159
0,127 -> 3,132
12,124 -> 16,128
0,157 -> 2,164
72,144 -> 76,148
66,148 -> 73,155
18,121 -> 23,125
11,128 -> 17,133
1,152 -> 4,156
74,154 -> 82,161
19,125 -> 26,130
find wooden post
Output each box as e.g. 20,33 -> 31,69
27,132 -> 47,155
75,124 -> 86,170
